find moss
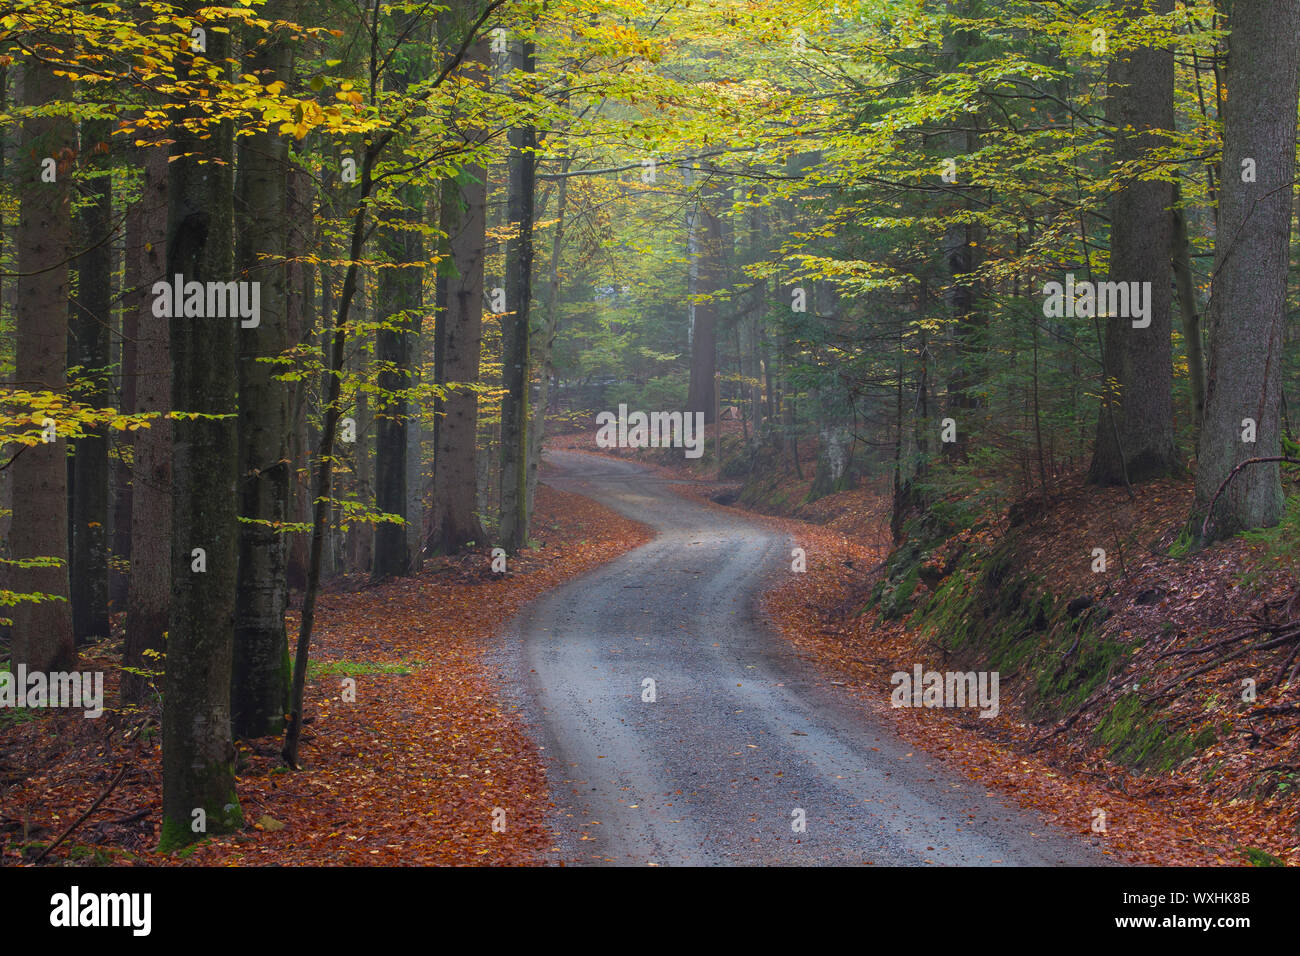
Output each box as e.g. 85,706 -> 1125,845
1094,694 -> 1201,771
0,706 -> 43,728
878,563 -> 921,620
158,778 -> 243,852
67,843 -> 125,865
1243,847 -> 1284,867
305,659 -> 424,678
919,540 -> 1059,676
1034,620 -> 1127,720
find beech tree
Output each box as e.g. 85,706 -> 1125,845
232,3 -> 294,738
11,44 -> 76,674
159,8 -> 243,848
1088,0 -> 1179,486
429,13 -> 490,555
1193,0 -> 1300,538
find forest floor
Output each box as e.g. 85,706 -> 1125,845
551,423 -> 1300,866
1,483 -> 651,866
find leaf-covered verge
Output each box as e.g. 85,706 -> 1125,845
0,483 -> 652,866
764,479 -> 1300,865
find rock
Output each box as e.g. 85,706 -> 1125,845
257,815 -> 285,832
1066,595 -> 1094,618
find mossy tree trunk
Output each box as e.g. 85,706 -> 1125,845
160,8 -> 243,848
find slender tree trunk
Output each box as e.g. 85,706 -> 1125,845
160,11 -> 243,848
11,51 -> 76,674
373,13 -> 426,579
1194,0 -> 1300,538
940,9 -> 982,464
1172,177 -> 1207,437
70,116 -> 112,644
112,171 -> 138,611
687,169 -> 723,422
526,157 -> 569,520
122,144 -> 170,705
499,35 -> 536,551
286,165 -> 314,591
232,7 -> 293,737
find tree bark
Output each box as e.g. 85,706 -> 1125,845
121,144 -> 170,705
526,155 -> 571,520
429,33 -> 490,555
499,35 -> 536,552
1193,0 -> 1300,538
69,116 -> 112,644
1089,0 -> 1179,485
686,167 -> 722,423
11,51 -> 76,674
159,10 -> 243,848
372,11 -> 426,578
1171,178 -> 1206,438
232,7 -> 293,737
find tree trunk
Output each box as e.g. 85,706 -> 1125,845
159,12 -> 243,848
1193,0 -> 1300,538
686,168 -> 722,422
527,157 -> 571,519
69,116 -> 112,645
429,34 -> 489,555
939,13 -> 983,464
1172,177 -> 1207,439
1089,0 -> 1179,485
11,52 -> 76,674
121,144 -> 170,705
232,8 -> 293,737
499,35 -> 536,552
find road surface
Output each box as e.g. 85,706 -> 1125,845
500,450 -> 1110,866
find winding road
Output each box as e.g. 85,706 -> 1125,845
502,450 -> 1109,866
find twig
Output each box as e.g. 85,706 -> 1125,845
33,763 -> 129,863
1201,456 -> 1300,540
32,717 -> 152,863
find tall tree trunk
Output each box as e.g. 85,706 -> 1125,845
112,172 -> 138,611
1194,0 -> 1300,538
348,276 -> 373,572
11,51 -> 76,674
939,10 -> 982,464
286,165 -> 314,592
526,156 -> 571,520
686,167 -> 722,422
373,209 -> 419,576
69,116 -> 112,644
122,144 -> 170,705
1089,0 -> 1179,485
373,18 -> 424,579
232,8 -> 293,737
429,33 -> 489,555
499,34 -> 536,551
1172,177 -> 1207,439
160,10 -> 243,848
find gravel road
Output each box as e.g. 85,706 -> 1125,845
501,450 -> 1110,866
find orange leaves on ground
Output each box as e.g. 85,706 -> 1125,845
2,483 -> 652,867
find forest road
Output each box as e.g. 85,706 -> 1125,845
499,450 -> 1111,866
